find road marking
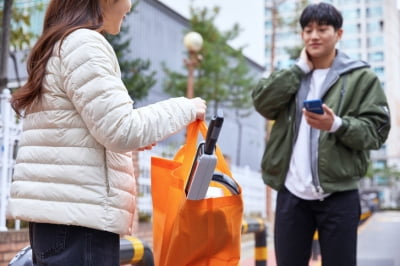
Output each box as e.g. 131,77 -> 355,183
377,216 -> 400,223
358,214 -> 374,233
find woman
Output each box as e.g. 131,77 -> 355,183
6,0 -> 206,265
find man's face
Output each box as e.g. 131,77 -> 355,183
301,21 -> 343,60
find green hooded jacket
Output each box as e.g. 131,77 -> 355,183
252,50 -> 391,193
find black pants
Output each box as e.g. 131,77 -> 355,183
29,222 -> 120,266
274,187 -> 360,266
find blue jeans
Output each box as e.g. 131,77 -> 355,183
29,222 -> 119,266
274,187 -> 360,266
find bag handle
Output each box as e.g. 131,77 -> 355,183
178,120 -> 233,183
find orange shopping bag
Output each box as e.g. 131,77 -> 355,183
151,120 -> 243,266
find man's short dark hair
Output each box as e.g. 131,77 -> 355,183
299,2 -> 343,30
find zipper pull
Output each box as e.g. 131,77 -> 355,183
315,185 -> 325,201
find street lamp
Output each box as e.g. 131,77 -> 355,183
183,31 -> 203,99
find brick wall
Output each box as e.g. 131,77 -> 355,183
0,229 -> 29,266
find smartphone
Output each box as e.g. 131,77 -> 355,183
204,109 -> 224,155
303,99 -> 324,114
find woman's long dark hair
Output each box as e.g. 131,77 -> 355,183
11,0 -> 106,117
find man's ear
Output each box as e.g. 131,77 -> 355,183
336,28 -> 343,41
300,30 -> 305,41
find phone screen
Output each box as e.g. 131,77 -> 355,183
303,99 -> 324,114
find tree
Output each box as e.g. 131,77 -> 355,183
264,0 -> 289,223
284,0 -> 309,61
7,2 -> 41,51
0,0 -> 13,92
0,0 -> 43,89
366,163 -> 400,181
265,0 -> 287,73
266,0 -> 309,70
263,0 -> 309,222
163,6 -> 256,115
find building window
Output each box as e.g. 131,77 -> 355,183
264,8 -> 271,18
265,48 -> 271,59
368,52 -> 384,62
368,36 -> 383,48
366,7 -> 383,18
366,20 -> 383,33
373,66 -> 385,80
348,52 -> 361,60
338,0 -> 358,5
344,23 -> 361,34
265,34 -> 271,43
340,38 -> 360,49
342,8 -> 361,19
367,22 -> 380,32
373,160 -> 386,169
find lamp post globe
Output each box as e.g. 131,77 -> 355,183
183,32 -> 203,99
183,31 -> 203,52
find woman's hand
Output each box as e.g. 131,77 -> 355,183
190,97 -> 207,120
136,143 -> 156,151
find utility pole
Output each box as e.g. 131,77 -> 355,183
0,0 -> 14,92
183,31 -> 203,99
265,0 -> 286,224
0,0 -> 14,231
0,89 -> 11,231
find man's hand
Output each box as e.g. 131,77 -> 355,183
303,104 -> 335,131
300,47 -> 314,70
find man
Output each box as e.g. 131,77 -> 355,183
252,2 -> 390,266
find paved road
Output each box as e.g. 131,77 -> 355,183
358,211 -> 400,266
241,211 -> 400,266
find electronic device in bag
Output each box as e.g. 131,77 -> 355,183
185,110 -> 224,200
211,172 -> 240,195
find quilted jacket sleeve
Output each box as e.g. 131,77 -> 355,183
60,29 -> 196,152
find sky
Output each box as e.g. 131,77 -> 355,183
159,0 -> 265,66
159,0 -> 400,66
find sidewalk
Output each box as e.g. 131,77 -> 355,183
240,249 -> 321,266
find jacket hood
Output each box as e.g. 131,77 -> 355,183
331,50 -> 369,75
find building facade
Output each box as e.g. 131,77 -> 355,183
264,0 -> 400,169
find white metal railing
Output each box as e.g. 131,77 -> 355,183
0,89 -> 23,231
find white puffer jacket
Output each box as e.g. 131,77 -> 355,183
7,29 -> 196,235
